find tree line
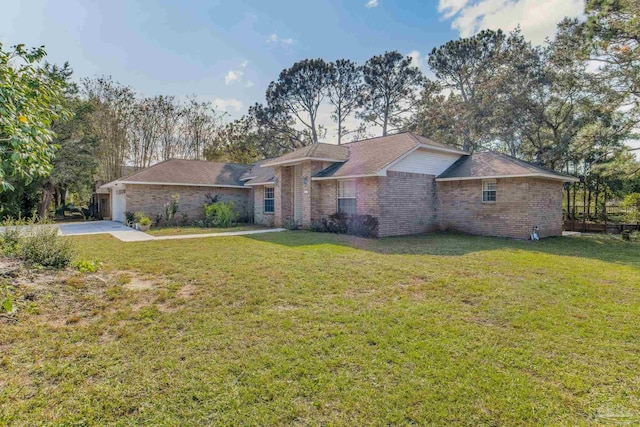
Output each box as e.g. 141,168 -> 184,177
1,0 -> 639,219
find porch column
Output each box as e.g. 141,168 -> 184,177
301,161 -> 325,228
274,166 -> 293,227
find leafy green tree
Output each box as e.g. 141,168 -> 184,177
427,29 -> 512,152
326,59 -> 363,144
360,51 -> 423,136
265,59 -> 332,144
0,43 -> 70,192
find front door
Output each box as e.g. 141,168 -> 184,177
293,165 -> 302,223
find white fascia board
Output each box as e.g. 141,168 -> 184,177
435,173 -> 580,183
311,174 -> 380,181
243,181 -> 275,186
118,181 -> 250,189
261,157 -> 347,167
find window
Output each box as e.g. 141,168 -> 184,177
482,180 -> 497,202
337,180 -> 356,215
264,186 -> 274,213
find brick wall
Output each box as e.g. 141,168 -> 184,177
253,185 -> 275,227
378,171 -> 438,237
124,184 -> 252,224
437,177 -> 563,239
274,166 -> 293,227
527,178 -> 564,237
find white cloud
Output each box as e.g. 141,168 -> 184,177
408,50 -> 423,68
366,0 -> 379,8
213,98 -> 243,113
267,33 -> 294,46
225,70 -> 241,85
438,0 -> 583,44
224,60 -> 249,86
244,80 -> 254,88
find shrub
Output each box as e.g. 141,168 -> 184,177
203,201 -> 238,228
282,217 -> 301,230
326,212 -> 348,234
0,218 -> 27,256
73,259 -> 100,273
164,195 -> 180,225
347,215 -> 379,237
125,211 -> 136,225
623,193 -> 640,222
181,212 -> 189,226
139,216 -> 152,227
18,226 -> 75,268
310,213 -> 378,238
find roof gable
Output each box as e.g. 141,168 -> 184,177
313,132 -> 468,179
437,152 -> 579,182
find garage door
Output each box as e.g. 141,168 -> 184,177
112,189 -> 126,223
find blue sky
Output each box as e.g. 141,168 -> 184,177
4,0 -> 607,144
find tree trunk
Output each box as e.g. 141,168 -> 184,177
38,181 -> 54,219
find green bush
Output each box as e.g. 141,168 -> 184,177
311,213 -> 378,238
203,201 -> 238,228
139,216 -> 152,226
73,259 -> 100,273
18,226 -> 75,268
0,218 -> 27,256
623,193 -> 640,222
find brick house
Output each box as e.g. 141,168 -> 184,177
100,132 -> 578,239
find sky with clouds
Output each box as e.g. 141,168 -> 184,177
0,0 -> 593,144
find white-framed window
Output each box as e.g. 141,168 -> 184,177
264,186 -> 275,213
337,180 -> 356,215
482,180 -> 497,202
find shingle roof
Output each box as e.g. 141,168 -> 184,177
116,159 -> 251,187
313,132 -> 468,179
242,158 -> 276,185
437,151 -> 579,181
262,143 -> 349,166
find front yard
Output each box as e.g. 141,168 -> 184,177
1,232 -> 639,425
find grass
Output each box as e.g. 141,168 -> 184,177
146,224 -> 266,236
1,232 -> 639,425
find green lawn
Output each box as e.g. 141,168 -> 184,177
146,224 -> 266,236
1,232 -> 639,425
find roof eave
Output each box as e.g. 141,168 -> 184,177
243,181 -> 275,186
261,157 -> 347,167
435,173 -> 580,182
311,173 -> 380,181
116,181 -> 250,189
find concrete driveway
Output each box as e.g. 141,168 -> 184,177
56,221 -> 156,241
2,220 -> 285,243
56,221 -> 133,236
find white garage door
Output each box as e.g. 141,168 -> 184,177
112,188 -> 126,223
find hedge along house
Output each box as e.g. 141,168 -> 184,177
100,132 -> 578,238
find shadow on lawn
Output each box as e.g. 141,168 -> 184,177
244,230 -> 640,268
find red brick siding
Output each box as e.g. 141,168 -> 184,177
124,184 -> 252,223
253,185 -> 275,226
378,171 -> 438,237
274,166 -> 293,227
437,177 -> 563,239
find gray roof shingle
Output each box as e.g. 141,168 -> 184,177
117,159 -> 251,187
437,152 -> 578,181
242,158 -> 277,185
262,143 -> 349,166
313,132 -> 468,179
